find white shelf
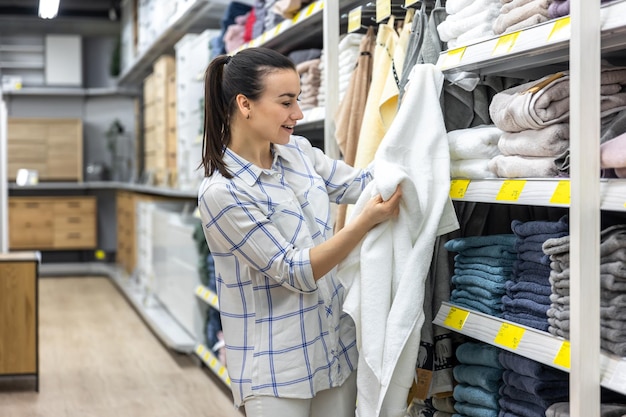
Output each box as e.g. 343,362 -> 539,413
0,44 -> 44,53
195,284 -> 219,310
435,0 -> 626,75
434,302 -> 626,395
448,178 -> 626,212
194,343 -> 230,387
0,61 -> 44,69
118,0 -> 226,86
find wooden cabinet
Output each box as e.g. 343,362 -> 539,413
7,118 -> 83,182
0,252 -> 39,390
8,196 -> 97,250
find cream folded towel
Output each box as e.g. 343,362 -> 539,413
448,125 -> 503,160
493,0 -> 551,35
498,124 -> 570,157
451,159 -> 497,179
438,6 -> 500,42
488,154 -> 558,178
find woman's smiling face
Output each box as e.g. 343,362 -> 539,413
249,68 -> 304,145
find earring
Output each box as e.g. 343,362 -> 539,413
246,114 -> 250,120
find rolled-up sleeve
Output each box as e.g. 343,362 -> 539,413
199,182 -> 318,293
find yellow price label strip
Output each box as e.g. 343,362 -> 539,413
550,180 -> 570,205
496,180 -> 526,201
348,7 -> 362,33
195,286 -> 203,296
441,47 -> 466,69
492,31 -> 520,56
494,323 -> 526,350
376,0 -> 391,22
95,249 -> 106,260
218,367 -> 226,376
405,0 -> 419,6
196,345 -> 205,355
211,295 -> 219,306
554,340 -> 570,369
548,16 -> 571,43
450,179 -> 471,199
210,357 -> 218,367
226,376 -> 231,385
443,307 -> 470,330
260,32 -> 268,44
203,352 -> 210,361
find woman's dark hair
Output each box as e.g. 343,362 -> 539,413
201,47 -> 296,178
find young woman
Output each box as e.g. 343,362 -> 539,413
198,47 -> 402,417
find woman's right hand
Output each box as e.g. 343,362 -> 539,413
357,185 -> 403,230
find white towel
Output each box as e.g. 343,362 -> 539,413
451,158 -> 497,179
448,124 -> 503,160
337,64 -> 459,417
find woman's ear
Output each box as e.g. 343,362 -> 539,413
235,94 -> 251,120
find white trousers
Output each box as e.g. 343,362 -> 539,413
243,371 -> 357,417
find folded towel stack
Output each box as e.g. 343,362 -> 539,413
548,0 -> 613,19
445,235 -> 517,317
437,0 -> 500,49
543,224 -> 626,356
493,0 -> 552,36
488,66 -> 626,178
295,58 -> 321,110
448,125 -> 503,179
501,216 -> 568,331
451,342 -> 503,417
406,396 -> 456,417
498,351 -> 569,417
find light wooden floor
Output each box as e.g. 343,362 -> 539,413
0,276 -> 245,417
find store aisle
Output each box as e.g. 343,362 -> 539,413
0,276 -> 244,417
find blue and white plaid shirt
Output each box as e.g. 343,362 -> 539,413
198,135 -> 373,407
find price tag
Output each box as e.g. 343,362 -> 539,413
348,7 -> 362,33
443,307 -> 470,330
304,2 -> 317,18
440,47 -> 466,69
226,377 -> 231,385
211,294 -> 219,307
492,31 -> 520,56
218,367 -> 226,376
405,0 -> 419,6
494,323 -> 526,350
376,0 -> 391,22
260,32 -> 268,44
196,345 -> 205,355
95,249 -> 106,260
550,180 -> 570,205
273,23 -> 283,37
554,340 -> 570,369
203,352 -> 210,361
496,180 -> 526,201
210,357 -> 218,367
450,179 -> 471,199
548,16 -> 571,43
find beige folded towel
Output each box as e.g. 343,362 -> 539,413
493,0 -> 551,35
498,124 -> 570,157
488,154 -> 558,178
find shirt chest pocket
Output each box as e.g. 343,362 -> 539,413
267,197 -> 311,247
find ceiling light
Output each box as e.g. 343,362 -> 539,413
38,0 -> 60,19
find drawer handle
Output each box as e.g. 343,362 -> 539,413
67,217 -> 82,224
25,203 -> 39,208
67,232 -> 81,239
67,202 -> 81,208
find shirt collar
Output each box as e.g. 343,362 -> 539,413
223,146 -> 281,186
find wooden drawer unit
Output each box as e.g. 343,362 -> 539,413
7,118 -> 83,182
8,196 -> 97,250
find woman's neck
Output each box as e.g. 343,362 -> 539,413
229,132 -> 273,170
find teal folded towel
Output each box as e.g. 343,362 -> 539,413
453,402 -> 498,417
445,234 -> 517,251
453,384 -> 499,409
453,364 -> 503,393
456,342 -> 503,368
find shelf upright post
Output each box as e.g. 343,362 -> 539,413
569,0 -> 601,415
0,92 -> 7,253
323,0 -> 340,160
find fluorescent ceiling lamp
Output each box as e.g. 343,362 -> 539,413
38,0 -> 60,19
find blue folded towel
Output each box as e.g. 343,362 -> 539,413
499,352 -> 569,381
456,342 -> 503,368
457,254 -> 517,268
455,268 -> 512,283
498,396 -> 547,417
453,365 -> 503,393
499,384 -> 563,409
452,275 -> 507,295
502,370 -> 569,399
502,295 -> 551,316
514,260 -> 552,274
454,401 -> 499,417
445,235 -> 517,252
453,289 -> 504,306
451,281 -> 505,300
511,216 -> 569,238
450,296 -> 503,316
454,384 -> 500,409
454,263 -> 514,276
505,280 -> 552,296
501,313 -> 550,332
